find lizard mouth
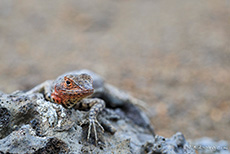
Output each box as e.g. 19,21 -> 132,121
56,86 -> 94,97
82,88 -> 94,96
77,82 -> 94,96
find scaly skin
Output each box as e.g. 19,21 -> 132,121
51,74 -> 94,108
27,73 -> 105,144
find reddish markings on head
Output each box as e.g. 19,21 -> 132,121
52,74 -> 94,107
51,92 -> 62,104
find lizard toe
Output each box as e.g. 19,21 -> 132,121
86,118 -> 104,144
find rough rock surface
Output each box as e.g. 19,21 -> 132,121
192,137 -> 230,154
0,91 -> 153,153
141,132 -> 196,154
0,70 -> 155,154
1,70 -> 225,154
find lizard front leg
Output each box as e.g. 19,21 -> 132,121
26,80 -> 54,101
75,98 -> 105,143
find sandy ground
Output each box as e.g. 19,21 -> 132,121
0,0 -> 230,142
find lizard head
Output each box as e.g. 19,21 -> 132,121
63,74 -> 94,94
54,74 -> 94,105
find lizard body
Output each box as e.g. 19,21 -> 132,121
27,72 -> 105,144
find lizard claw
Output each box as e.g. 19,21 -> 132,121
87,118 -> 104,143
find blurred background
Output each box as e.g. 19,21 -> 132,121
0,0 -> 230,142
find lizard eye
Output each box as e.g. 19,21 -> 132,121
66,80 -> 71,85
64,76 -> 73,87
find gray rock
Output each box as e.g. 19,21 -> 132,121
1,70 -> 226,154
0,124 -> 51,153
0,70 -> 154,154
141,132 -> 196,154
192,137 -> 230,154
